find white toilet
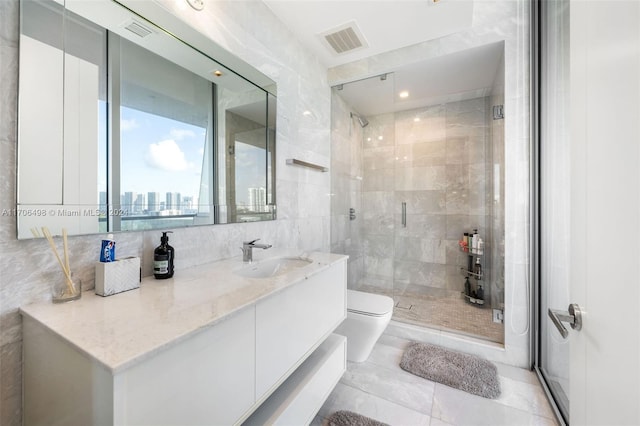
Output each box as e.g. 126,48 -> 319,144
335,289 -> 394,362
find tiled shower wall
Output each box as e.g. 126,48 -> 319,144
360,98 -> 495,302
330,92 -> 364,287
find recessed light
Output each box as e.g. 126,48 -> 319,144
414,117 -> 421,122
399,91 -> 410,99
303,110 -> 312,116
378,136 -> 384,141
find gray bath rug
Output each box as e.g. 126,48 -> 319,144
400,342 -> 501,399
326,410 -> 389,426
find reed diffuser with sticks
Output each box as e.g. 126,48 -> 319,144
41,227 -> 81,303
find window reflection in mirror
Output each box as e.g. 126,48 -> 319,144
221,89 -> 276,223
115,35 -> 214,231
17,0 -> 276,239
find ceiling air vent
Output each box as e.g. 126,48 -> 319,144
123,20 -> 154,38
320,21 -> 368,55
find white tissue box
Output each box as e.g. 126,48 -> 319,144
95,256 -> 141,296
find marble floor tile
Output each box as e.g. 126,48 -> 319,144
318,332 -> 559,426
366,338 -> 406,368
496,376 -> 556,419
376,333 -> 414,351
494,362 -> 541,386
341,361 -> 435,414
430,418 -> 455,426
317,383 -> 430,426
431,383 -> 558,426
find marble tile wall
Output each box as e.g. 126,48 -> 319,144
360,98 -> 494,302
0,1 -> 331,423
361,113 -> 396,292
328,0 -> 531,368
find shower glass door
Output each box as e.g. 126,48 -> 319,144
334,58 -> 505,344
388,98 -> 503,343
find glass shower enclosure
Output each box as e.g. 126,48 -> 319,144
330,44 -> 506,344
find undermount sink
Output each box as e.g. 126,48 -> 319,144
234,256 -> 313,279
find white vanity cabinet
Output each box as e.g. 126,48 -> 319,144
23,307 -> 256,426
21,252 -> 347,426
256,259 -> 346,397
114,307 -> 256,425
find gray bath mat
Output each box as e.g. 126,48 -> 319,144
400,342 -> 501,399
326,410 -> 389,426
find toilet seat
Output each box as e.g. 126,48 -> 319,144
347,289 -> 394,317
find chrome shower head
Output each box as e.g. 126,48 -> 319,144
350,112 -> 369,128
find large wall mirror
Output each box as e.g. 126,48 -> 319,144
17,0 -> 276,239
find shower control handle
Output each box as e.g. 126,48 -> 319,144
548,303 -> 582,339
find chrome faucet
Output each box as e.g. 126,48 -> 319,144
242,239 -> 272,263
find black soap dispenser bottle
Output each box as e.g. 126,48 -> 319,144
154,231 -> 174,279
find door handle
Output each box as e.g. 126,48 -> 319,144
548,303 -> 582,339
401,202 -> 407,228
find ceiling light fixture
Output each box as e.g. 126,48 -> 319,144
399,91 -> 410,99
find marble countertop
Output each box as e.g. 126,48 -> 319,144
20,250 -> 347,373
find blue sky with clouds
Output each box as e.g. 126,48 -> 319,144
119,107 -> 205,200
97,105 -> 268,205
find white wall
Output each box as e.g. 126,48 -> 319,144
0,1 -> 331,423
328,0 -> 531,367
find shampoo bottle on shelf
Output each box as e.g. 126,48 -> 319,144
154,231 -> 174,279
471,229 -> 479,252
474,257 -> 482,279
464,277 -> 471,297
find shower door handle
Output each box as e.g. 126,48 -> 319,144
548,304 -> 583,339
401,202 -> 407,228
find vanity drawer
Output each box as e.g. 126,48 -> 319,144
255,260 -> 347,399
244,333 -> 346,425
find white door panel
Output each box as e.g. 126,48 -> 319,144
569,1 -> 640,424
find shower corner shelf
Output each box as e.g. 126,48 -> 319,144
460,248 -> 485,256
459,238 -> 487,307
460,267 -> 483,280
463,293 -> 485,305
